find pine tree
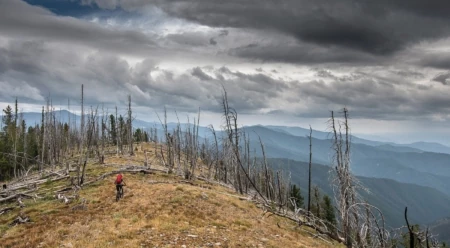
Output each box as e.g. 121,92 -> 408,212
109,114 -> 117,145
321,194 -> 336,231
26,126 -> 39,159
2,105 -> 13,134
134,128 -> 143,142
1,105 -> 14,179
311,186 -> 322,218
289,184 -> 304,210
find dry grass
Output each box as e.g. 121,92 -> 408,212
0,143 -> 344,248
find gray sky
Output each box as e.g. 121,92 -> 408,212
1,0 -> 450,144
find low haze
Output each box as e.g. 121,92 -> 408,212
1,0 -> 450,145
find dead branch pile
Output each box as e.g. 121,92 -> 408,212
9,214 -> 31,227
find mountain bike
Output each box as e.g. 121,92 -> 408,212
116,184 -> 124,202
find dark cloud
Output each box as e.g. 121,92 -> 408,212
390,69 -> 425,79
2,36 -> 450,121
0,38 -> 289,113
128,0 -> 450,56
219,30 -> 229,37
3,0 -> 450,123
313,69 -> 366,82
165,32 -> 211,47
68,0 -> 450,65
0,47 -> 8,73
315,70 -> 335,79
191,67 -> 213,81
289,76 -> 450,120
229,43 -> 381,64
432,72 -> 450,85
420,54 -> 450,70
0,0 -> 160,57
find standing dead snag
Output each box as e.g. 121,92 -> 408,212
330,109 -> 353,246
127,95 -> 134,156
80,107 -> 98,185
405,207 -> 415,248
330,109 -> 388,248
402,207 -> 442,248
77,84 -> 85,185
308,125 -> 312,216
221,87 -> 267,202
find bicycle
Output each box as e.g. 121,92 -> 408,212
116,184 -> 124,202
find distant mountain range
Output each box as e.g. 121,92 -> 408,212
19,110 -> 450,154
269,158 -> 450,229
13,110 -> 450,235
265,125 -> 450,154
240,125 -> 450,196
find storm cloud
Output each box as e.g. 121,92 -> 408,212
1,0 -> 450,140
83,0 -> 450,57
1,35 -> 448,121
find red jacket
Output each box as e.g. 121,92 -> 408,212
115,174 -> 123,184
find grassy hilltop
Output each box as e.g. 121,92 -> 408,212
0,143 -> 342,248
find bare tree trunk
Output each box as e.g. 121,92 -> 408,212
308,126 -> 312,216
221,87 -> 266,202
40,106 -> 45,172
128,95 -> 134,156
405,207 -> 415,248
116,106 -> 121,156
77,84 -> 85,185
13,98 -> 18,178
101,105 -> 106,164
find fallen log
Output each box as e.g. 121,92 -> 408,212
4,175 -> 69,193
0,189 -> 37,203
0,206 -> 16,215
255,202 -> 344,243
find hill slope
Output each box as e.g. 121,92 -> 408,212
0,147 -> 341,248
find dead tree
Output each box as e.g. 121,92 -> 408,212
208,125 -> 220,180
405,207 -> 415,248
81,107 -> 99,184
127,95 -> 134,156
77,85 -> 85,185
40,106 -> 45,171
330,109 -> 389,248
189,109 -> 201,179
308,125 -> 312,216
221,87 -> 266,202
330,109 -> 355,246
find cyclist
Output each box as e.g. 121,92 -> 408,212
115,173 -> 125,198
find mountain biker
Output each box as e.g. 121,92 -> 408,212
115,173 -> 125,195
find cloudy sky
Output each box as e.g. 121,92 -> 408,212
1,0 -> 450,144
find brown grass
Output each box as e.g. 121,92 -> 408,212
0,143 -> 343,248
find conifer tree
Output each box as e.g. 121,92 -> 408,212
289,184 -> 304,210
322,194 -> 336,231
109,114 -> 117,145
